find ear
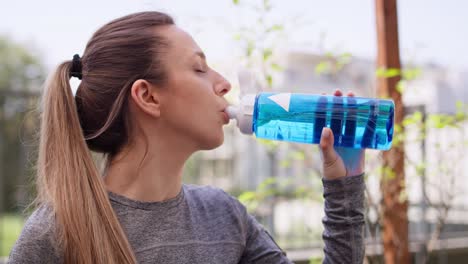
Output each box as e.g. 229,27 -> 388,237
130,79 -> 161,118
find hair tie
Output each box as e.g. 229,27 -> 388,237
70,54 -> 83,80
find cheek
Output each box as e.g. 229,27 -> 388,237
162,74 -> 223,147
171,75 -> 211,107
173,102 -> 224,148
162,91 -> 211,132
172,81 -> 215,121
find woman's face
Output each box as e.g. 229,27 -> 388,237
157,25 -> 232,150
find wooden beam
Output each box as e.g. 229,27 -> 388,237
375,0 -> 410,263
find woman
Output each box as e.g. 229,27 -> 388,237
8,11 -> 365,264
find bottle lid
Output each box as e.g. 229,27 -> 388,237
227,94 -> 256,135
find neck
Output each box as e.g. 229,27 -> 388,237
104,136 -> 193,202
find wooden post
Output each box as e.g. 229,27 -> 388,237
375,0 -> 410,263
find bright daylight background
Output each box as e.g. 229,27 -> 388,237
1,0 -> 467,263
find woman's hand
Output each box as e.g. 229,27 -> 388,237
319,90 -> 365,180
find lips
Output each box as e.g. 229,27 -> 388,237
221,111 -> 230,124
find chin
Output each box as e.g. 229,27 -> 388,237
199,133 -> 224,150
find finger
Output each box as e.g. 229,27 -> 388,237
347,90 -> 355,97
333,89 -> 343,96
319,127 -> 338,165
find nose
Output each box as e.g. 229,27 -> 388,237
213,72 -> 232,96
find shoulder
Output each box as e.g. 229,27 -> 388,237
183,184 -> 251,242
184,184 -> 229,198
8,205 -> 62,263
16,205 -> 56,242
184,184 -> 237,206
183,184 -> 248,218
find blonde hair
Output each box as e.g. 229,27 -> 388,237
34,12 -> 174,263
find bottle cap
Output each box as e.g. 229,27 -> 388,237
227,94 -> 256,135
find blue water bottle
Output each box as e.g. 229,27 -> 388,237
226,92 -> 394,150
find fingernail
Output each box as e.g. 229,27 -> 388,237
321,127 -> 330,138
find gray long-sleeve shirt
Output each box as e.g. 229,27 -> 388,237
8,174 -> 365,263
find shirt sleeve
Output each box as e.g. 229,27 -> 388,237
322,174 -> 366,264
226,195 -> 293,264
7,206 -> 62,264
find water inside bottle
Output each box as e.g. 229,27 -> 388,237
252,93 -> 394,150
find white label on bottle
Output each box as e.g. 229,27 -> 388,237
268,93 -> 291,112
374,101 -> 379,116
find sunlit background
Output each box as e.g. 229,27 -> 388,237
1,0 -> 467,263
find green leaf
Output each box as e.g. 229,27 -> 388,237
337,52 -> 352,66
403,111 -> 423,127
291,151 -> 305,161
455,100 -> 464,110
398,189 -> 408,203
396,80 -> 405,94
270,63 -> 283,72
259,177 -> 277,190
294,186 -> 308,197
341,52 -> 352,59
246,41 -> 255,57
455,101 -> 467,121
415,163 -> 426,176
386,68 -> 400,77
266,24 -> 284,33
315,61 -> 329,75
238,191 -> 256,203
413,111 -> 422,122
232,0 -> 239,4
402,67 -> 422,80
402,116 -> 414,127
429,115 -> 442,128
258,138 -> 279,149
378,166 -> 396,181
376,67 -> 400,78
394,124 -> 403,133
309,257 -> 323,264
280,160 -> 291,168
266,74 -> 273,87
428,114 -> 459,128
325,51 -> 334,58
263,0 -> 272,11
263,49 -> 273,61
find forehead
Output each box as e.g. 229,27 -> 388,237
159,25 -> 202,61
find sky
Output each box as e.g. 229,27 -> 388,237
1,0 -> 467,72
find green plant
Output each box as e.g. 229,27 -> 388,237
0,214 -> 25,256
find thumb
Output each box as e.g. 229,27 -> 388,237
319,127 -> 337,165
319,127 -> 347,179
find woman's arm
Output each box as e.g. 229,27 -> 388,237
8,206 -> 62,264
321,173 -> 365,264
318,90 -> 366,264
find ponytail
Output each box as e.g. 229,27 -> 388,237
35,61 -> 137,263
